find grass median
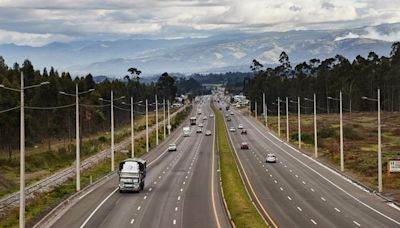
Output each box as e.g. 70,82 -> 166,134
212,104 -> 266,228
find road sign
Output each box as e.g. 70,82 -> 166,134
389,160 -> 400,173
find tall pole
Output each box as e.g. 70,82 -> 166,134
163,99 -> 166,139
146,99 -> 149,152
286,97 -> 289,142
298,96 -> 301,149
75,84 -> 80,191
340,91 -> 344,172
255,101 -> 257,120
19,72 -> 25,228
111,91 -> 115,171
167,100 -> 171,135
278,97 -> 281,136
131,97 -> 134,158
263,93 -> 265,124
377,88 -> 382,192
314,93 -> 318,158
155,95 -> 159,145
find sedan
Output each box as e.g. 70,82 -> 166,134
205,130 -> 212,136
209,114 -> 214,118
196,128 -> 203,133
229,127 -> 236,132
266,153 -> 277,163
238,124 -> 243,129
203,116 -> 208,120
168,143 -> 177,151
241,129 -> 247,135
240,142 -> 249,149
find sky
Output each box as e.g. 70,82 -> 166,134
0,0 -> 399,46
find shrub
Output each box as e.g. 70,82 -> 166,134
318,126 -> 337,138
343,125 -> 364,140
302,133 -> 314,145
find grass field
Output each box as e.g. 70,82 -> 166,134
256,111 -> 400,201
213,104 -> 267,228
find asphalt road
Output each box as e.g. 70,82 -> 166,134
222,103 -> 400,228
50,97 -> 230,228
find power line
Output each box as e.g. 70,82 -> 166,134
25,103 -> 75,110
0,106 -> 20,113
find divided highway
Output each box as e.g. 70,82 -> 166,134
50,97 -> 230,228
221,103 -> 400,228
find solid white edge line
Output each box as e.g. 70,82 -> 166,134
243,114 -> 400,226
78,188 -> 94,200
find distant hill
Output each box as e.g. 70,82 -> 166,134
0,23 -> 399,77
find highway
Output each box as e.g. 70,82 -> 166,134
50,97 -> 230,228
221,102 -> 400,228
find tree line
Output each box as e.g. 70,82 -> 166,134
0,57 -> 177,158
244,42 -> 400,114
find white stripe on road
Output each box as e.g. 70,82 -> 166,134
335,207 -> 341,212
130,219 -> 134,224
297,206 -> 302,212
288,196 -> 292,200
353,221 -> 361,226
311,219 -> 317,225
78,188 -> 94,200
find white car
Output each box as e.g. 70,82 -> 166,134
196,128 -> 203,133
266,153 -> 277,163
205,130 -> 212,136
238,124 -> 243,129
229,127 -> 236,132
168,143 -> 177,151
209,114 -> 214,118
203,116 -> 208,120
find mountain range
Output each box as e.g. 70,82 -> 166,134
0,23 -> 399,77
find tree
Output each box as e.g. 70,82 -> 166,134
156,72 -> 177,101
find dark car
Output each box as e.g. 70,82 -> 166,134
241,129 -> 247,134
240,142 -> 249,150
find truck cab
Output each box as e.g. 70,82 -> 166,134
118,158 -> 146,193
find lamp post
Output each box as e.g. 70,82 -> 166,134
255,101 -> 257,120
167,100 -> 171,135
59,85 -> 94,191
277,97 -> 281,136
155,95 -> 159,145
146,99 -> 149,152
163,99 -> 166,139
305,93 -> 318,158
0,72 -> 49,228
263,93 -> 267,128
362,88 -> 382,192
290,97 -> 301,149
122,99 -> 143,158
328,91 -> 344,172
286,97 -> 289,142
99,92 -> 125,171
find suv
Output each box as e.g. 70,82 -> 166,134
266,153 -> 276,163
240,142 -> 249,149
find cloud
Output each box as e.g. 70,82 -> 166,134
0,29 -> 73,46
335,28 -> 400,42
0,0 -> 398,45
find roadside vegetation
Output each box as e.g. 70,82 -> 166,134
0,105 -> 191,227
212,104 -> 266,228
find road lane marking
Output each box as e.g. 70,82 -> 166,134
289,169 -> 292,172
243,115 -> 400,226
180,188 -> 183,192
137,206 -> 141,211
130,219 -> 134,224
175,207 -> 178,211
80,188 -> 118,228
280,187 -> 283,191
274,180 -> 277,184
173,219 -> 176,225
310,219 -> 317,225
310,188 -> 314,192
288,196 -> 292,200
321,197 -> 326,202
178,196 -> 181,201
78,188 -> 94,200
353,221 -> 361,226
302,181 -> 306,185
183,181 -> 186,185
144,196 -> 147,200
149,188 -> 152,192
295,175 -> 299,178
335,207 -> 341,212
297,206 -> 302,212
210,109 -> 222,228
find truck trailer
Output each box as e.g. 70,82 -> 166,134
118,158 -> 146,193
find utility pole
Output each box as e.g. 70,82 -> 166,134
278,97 -> 281,136
314,93 -> 318,158
163,99 -> 166,139
255,101 -> 257,120
263,93 -> 267,128
131,97 -> 134,158
167,100 -> 171,135
298,97 -> 301,149
111,91 -> 115,171
340,91 -> 344,171
146,99 -> 149,152
155,95 -> 159,145
286,97 -> 289,142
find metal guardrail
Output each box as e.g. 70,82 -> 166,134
0,107 -> 185,215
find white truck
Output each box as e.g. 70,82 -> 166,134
183,126 -> 190,137
118,158 -> 146,193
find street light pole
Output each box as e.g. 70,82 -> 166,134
146,99 -> 149,152
111,91 -> 115,171
75,85 -> 80,191
314,93 -> 318,158
340,91 -> 344,172
377,89 -> 382,192
167,100 -> 171,135
278,97 -> 281,136
163,99 -> 166,139
286,97 -> 289,142
155,95 -> 159,145
298,97 -> 301,149
20,72 -> 25,228
131,97 -> 134,158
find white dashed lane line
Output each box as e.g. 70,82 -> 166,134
130,219 -> 135,224
310,219 -> 317,225
178,196 -> 181,201
280,187 -> 284,191
173,219 -> 176,225
353,221 -> 361,226
321,197 -> 326,202
137,206 -> 141,211
297,206 -> 303,212
288,196 -> 292,201
335,208 -> 341,213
